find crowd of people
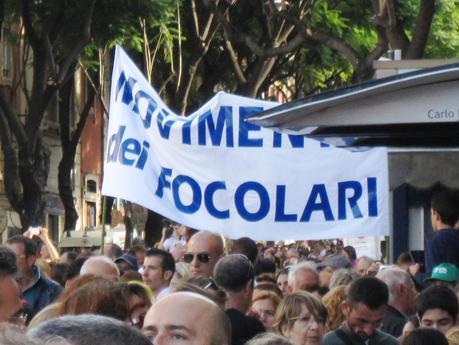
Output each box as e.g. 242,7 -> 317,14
0,190 -> 458,345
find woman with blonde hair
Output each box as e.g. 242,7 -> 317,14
321,285 -> 347,332
250,290 -> 281,331
446,326 -> 459,345
273,291 -> 327,345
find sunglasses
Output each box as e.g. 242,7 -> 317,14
183,252 -> 211,263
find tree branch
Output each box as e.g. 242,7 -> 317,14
0,88 -> 27,146
79,61 -> 109,115
207,0 -> 308,58
20,0 -> 40,47
0,108 -> 22,211
247,32 -> 306,58
44,36 -> 58,81
365,24 -> 389,65
46,1 -> 67,44
306,29 -> 360,68
55,0 -> 96,86
373,0 -> 410,52
191,0 -> 201,40
225,40 -> 247,83
70,85 -> 96,149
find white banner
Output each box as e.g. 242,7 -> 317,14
102,46 -> 389,240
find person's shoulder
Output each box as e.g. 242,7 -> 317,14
163,237 -> 173,247
322,330 -> 345,345
246,314 -> 265,332
42,277 -> 62,293
374,329 -> 400,345
436,228 -> 459,237
226,309 -> 264,330
431,229 -> 457,243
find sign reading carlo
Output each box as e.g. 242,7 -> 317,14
102,46 -> 389,240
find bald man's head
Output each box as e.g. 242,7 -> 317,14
185,231 -> 224,278
142,292 -> 230,345
80,256 -> 119,280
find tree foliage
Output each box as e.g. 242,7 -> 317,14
0,0 -> 178,230
139,0 -> 458,115
1,0 -> 457,232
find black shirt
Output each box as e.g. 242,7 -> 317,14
225,308 -> 265,345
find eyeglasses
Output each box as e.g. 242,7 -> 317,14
183,252 -> 211,264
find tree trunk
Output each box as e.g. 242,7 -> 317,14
58,157 -> 79,231
405,0 -> 435,58
123,201 -> 133,250
18,135 -> 50,229
58,75 -> 79,232
58,68 -> 96,233
145,210 -> 163,246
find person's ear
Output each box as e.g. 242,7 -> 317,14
280,323 -> 290,337
26,255 -> 36,267
341,300 -> 350,316
163,270 -> 174,281
245,279 -> 254,293
432,209 -> 441,222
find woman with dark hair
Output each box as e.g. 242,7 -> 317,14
341,246 -> 357,267
395,252 -> 415,269
49,263 -> 69,287
125,282 -> 152,330
402,328 -> 448,345
57,278 -> 131,321
250,290 -> 281,331
28,274 -> 100,328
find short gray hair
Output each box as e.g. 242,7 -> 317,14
287,261 -> 318,287
0,323 -> 69,345
376,266 -> 412,305
27,314 -> 151,345
245,333 -> 294,345
357,256 -> 374,265
329,268 -> 361,289
80,255 -> 120,277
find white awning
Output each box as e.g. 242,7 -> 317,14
248,63 -> 459,148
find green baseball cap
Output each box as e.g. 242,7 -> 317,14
425,263 -> 459,283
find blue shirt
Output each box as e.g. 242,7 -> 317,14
425,228 -> 459,275
23,265 -> 62,318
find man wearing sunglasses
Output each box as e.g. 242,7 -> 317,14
185,231 -> 224,278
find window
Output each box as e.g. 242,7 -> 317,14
86,179 -> 97,193
86,201 -> 96,228
2,25 -> 12,80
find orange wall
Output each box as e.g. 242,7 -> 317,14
80,96 -> 103,177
